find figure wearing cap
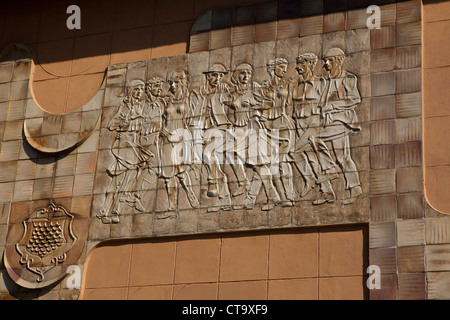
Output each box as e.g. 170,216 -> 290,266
288,53 -> 338,204
318,48 -> 363,204
190,63 -> 232,212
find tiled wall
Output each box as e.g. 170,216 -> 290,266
79,225 -> 368,300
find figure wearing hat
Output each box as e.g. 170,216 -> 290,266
288,53 -> 339,204
190,63 -> 232,212
317,48 -> 363,204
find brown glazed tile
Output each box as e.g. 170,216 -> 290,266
370,48 -> 395,73
255,22 -> 277,43
396,69 -> 421,94
268,278 -> 318,300
277,18 -> 300,40
397,22 -> 421,47
369,247 -> 397,274
231,25 -> 255,46
371,26 -> 396,49
369,274 -> 398,300
370,120 -> 395,145
370,144 -> 395,169
347,8 -> 369,30
396,142 -> 422,168
189,32 -> 210,53
371,95 -> 396,121
370,195 -> 396,221
396,46 -> 421,69
425,218 -> 450,244
397,193 -> 424,219
426,244 -> 450,273
397,0 -> 421,24
397,219 -> 425,246
396,117 -> 421,144
370,72 -> 396,97
299,15 -> 323,36
398,246 -> 425,273
369,222 -> 396,248
210,28 -> 232,50
397,273 -> 426,300
397,167 -> 423,193
323,12 -> 346,33
427,272 -> 450,300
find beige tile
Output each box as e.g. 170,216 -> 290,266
397,219 -> 425,247
218,281 -> 267,300
174,238 -> 220,284
129,241 -> 176,286
268,231 -> 318,279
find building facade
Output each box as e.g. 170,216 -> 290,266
0,0 -> 449,300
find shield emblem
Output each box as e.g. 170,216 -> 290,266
11,202 -> 77,287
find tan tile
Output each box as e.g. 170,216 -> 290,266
268,278 -> 318,300
232,25 -> 254,46
80,287 -> 128,300
425,244 -> 450,272
370,72 -> 396,97
151,22 -> 190,59
369,222 -> 396,248
369,247 -> 397,274
397,167 -> 423,193
426,218 -> 450,244
319,227 -> 366,277
427,271 -> 450,300
218,281 -> 267,300
371,26 -> 395,49
398,273 -> 426,300
220,234 -> 269,282
111,27 -> 153,65
396,45 -> 421,69
396,117 -> 422,144
423,0 -> 450,22
370,48 -> 395,74
83,244 -> 132,289
370,169 -> 396,195
396,142 -> 422,168
189,32 -> 210,53
129,241 -> 176,286
397,0 -> 421,24
66,73 -> 105,113
173,283 -> 218,300
397,219 -> 425,247
398,246 -> 425,273
210,28 -> 231,50
174,238 -> 220,284
268,231 -> 318,279
370,195 -> 396,222
128,285 -> 173,300
299,15 -> 323,37
369,274 -> 397,300
319,276 -> 365,300
370,144 -> 395,169
396,69 -> 421,94
397,22 -> 421,47
397,193 -> 423,219
323,12 -> 345,33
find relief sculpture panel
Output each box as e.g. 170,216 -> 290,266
95,45 -> 367,226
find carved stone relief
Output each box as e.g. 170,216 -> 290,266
97,47 -> 364,224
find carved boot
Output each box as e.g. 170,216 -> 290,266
312,190 -> 336,205
301,176 -> 316,198
207,183 -> 218,197
341,186 -> 362,205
